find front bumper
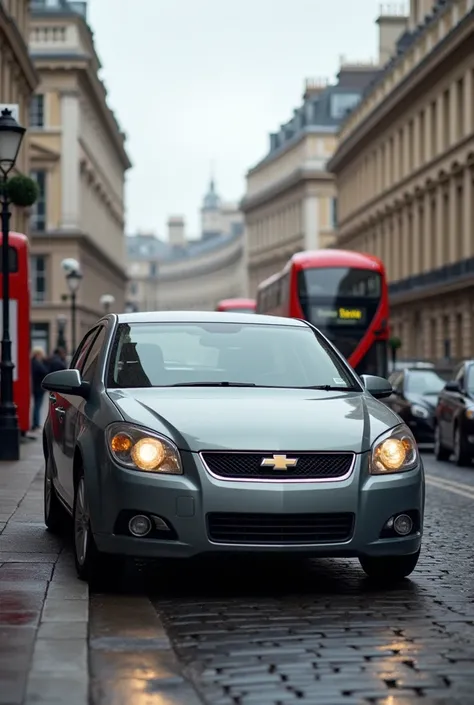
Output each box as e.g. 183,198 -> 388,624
90,451 -> 424,560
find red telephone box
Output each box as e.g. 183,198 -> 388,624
0,232 -> 31,434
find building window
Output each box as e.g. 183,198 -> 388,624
29,95 -> 44,128
330,198 -> 338,228
31,323 -> 50,354
329,93 -> 360,120
130,282 -> 138,295
150,262 -> 158,278
30,255 -> 47,303
29,170 -> 46,231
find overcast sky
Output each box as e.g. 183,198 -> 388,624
88,0 -> 383,239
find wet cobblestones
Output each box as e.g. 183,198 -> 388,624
147,455 -> 474,704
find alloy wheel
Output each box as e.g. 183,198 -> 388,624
74,478 -> 89,567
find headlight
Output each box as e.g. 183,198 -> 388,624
370,424 -> 419,475
106,423 -> 182,474
410,404 -> 429,419
466,408 -> 474,420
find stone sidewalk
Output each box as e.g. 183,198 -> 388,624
0,436 -> 88,705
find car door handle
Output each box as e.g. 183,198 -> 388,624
55,407 -> 66,420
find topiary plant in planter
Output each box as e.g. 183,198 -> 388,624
389,336 -> 402,366
4,174 -> 39,207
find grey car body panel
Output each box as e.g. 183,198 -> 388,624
42,310 -> 424,561
107,387 -> 402,453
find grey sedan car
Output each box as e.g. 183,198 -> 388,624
41,311 -> 424,584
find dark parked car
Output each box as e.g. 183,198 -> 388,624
385,368 -> 446,445
434,360 -> 474,466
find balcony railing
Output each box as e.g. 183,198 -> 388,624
389,256 -> 474,297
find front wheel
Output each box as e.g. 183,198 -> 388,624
73,473 -> 122,584
453,426 -> 471,467
434,425 -> 450,461
44,456 -> 66,534
359,550 -> 420,581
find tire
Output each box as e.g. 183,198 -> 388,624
44,455 -> 66,534
73,471 -> 122,585
434,424 -> 450,461
453,425 -> 470,467
359,549 -> 420,581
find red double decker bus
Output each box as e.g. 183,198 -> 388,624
216,298 -> 256,313
0,232 -> 31,434
256,249 -> 389,377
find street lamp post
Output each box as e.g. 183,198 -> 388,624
99,294 -> 115,314
61,258 -> 82,355
56,314 -> 67,351
0,108 -> 26,461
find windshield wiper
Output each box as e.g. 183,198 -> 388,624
302,385 -> 361,391
169,381 -> 257,387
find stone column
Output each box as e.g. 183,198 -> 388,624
60,91 -> 80,230
448,176 -> 457,263
435,185 -> 444,268
436,93 -> 444,156
449,82 -> 457,146
465,68 -> 473,136
463,167 -> 473,259
303,191 -> 319,250
412,199 -> 420,274
423,190 -> 431,272
424,105 -> 432,163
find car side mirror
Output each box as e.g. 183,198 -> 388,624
445,380 -> 461,393
360,374 -> 393,399
42,369 -> 90,399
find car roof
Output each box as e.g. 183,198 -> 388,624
113,310 -> 308,327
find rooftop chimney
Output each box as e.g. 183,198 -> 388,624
377,4 -> 409,64
167,216 -> 186,248
303,78 -> 329,101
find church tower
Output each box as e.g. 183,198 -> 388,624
201,177 -> 222,239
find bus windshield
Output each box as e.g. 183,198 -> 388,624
297,267 -> 383,364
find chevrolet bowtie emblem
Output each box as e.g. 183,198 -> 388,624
260,454 -> 298,470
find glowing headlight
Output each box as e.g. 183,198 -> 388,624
106,423 -> 182,474
370,424 -> 419,475
411,404 -> 429,419
465,408 -> 474,420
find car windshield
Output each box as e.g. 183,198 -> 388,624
106,322 -> 359,389
405,370 -> 446,395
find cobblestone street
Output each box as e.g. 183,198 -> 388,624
3,445 -> 474,704
89,453 -> 474,705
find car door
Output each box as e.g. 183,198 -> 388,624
61,326 -> 108,503
49,328 -> 101,507
386,372 -> 406,416
441,363 -> 465,447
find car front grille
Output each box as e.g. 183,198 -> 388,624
207,512 -> 355,544
200,451 -> 355,481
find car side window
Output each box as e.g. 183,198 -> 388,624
81,328 -> 107,383
71,328 -> 100,373
455,363 -> 465,390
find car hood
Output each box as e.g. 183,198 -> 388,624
405,392 -> 439,411
107,388 -> 401,453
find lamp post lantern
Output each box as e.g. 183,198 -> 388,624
61,258 -> 82,355
99,293 -> 115,314
0,108 -> 26,461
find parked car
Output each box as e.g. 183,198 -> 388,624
41,311 -> 424,584
388,360 -> 435,374
434,360 -> 474,465
385,368 -> 446,445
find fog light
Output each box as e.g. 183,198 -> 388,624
128,514 -> 152,537
393,514 -> 413,536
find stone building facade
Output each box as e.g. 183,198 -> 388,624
328,0 -> 474,362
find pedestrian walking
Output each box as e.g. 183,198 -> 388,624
31,347 -> 48,431
47,347 -> 67,372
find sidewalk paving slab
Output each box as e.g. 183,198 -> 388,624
0,437 -> 89,705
